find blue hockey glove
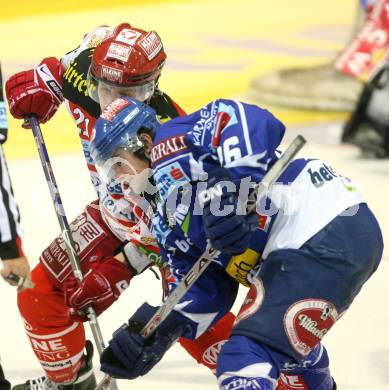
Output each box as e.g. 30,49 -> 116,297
201,167 -> 258,255
100,302 -> 188,379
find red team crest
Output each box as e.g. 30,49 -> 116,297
284,299 -> 339,356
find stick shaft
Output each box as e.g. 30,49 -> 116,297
29,117 -> 118,390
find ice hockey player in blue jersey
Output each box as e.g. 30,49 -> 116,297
90,97 -> 383,390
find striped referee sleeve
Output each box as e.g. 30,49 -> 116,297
0,145 -> 24,260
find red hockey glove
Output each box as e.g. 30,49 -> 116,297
64,256 -> 133,322
5,57 -> 64,128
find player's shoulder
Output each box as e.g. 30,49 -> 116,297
81,25 -> 113,49
150,112 -> 201,201
61,25 -> 112,68
150,98 -> 241,167
151,118 -> 190,169
62,46 -> 100,118
152,99 -> 218,146
149,90 -> 186,121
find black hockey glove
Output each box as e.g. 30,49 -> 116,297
200,166 -> 258,255
100,302 -> 189,379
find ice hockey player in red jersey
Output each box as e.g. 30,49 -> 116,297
5,23 -> 237,390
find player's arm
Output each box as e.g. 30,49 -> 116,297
63,240 -> 153,321
5,57 -> 64,128
202,99 -> 285,264
1,253 -> 31,290
5,26 -> 111,128
213,99 -> 285,180
0,225 -> 30,289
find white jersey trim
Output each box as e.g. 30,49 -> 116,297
262,159 -> 365,258
234,100 -> 253,155
26,322 -> 81,339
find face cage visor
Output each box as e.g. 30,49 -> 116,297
95,144 -> 156,199
87,67 -> 156,105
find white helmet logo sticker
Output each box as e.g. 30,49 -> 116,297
107,43 -> 132,62
115,29 -> 142,46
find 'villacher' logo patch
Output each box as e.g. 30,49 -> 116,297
284,299 -> 339,356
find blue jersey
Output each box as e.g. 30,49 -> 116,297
150,99 -> 364,339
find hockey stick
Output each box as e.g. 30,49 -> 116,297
96,135 -> 306,390
28,116 -> 118,390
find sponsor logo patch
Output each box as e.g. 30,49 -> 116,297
107,42 -> 132,62
140,236 -> 158,246
86,26 -> 113,48
123,106 -> 140,124
278,373 -> 308,389
115,28 -> 142,46
154,162 -> 190,199
101,65 -> 123,83
40,211 -> 106,282
139,31 -> 163,60
221,377 -> 262,390
151,135 -> 188,163
257,214 -> 269,230
37,64 -> 64,103
63,60 -> 95,97
101,98 -> 130,121
284,299 -> 338,356
151,214 -> 171,247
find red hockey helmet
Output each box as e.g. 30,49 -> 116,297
87,23 -> 167,105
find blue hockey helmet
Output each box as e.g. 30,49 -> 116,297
90,96 -> 160,184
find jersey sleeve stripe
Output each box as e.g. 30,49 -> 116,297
234,100 -> 253,155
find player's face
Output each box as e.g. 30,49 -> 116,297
110,148 -> 152,196
97,81 -> 156,111
98,83 -> 125,111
